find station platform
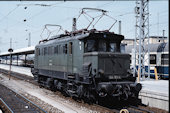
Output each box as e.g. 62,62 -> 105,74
0,64 -> 33,77
140,79 -> 168,95
139,79 -> 169,111
0,63 -> 169,111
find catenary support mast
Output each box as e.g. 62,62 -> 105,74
134,0 -> 150,81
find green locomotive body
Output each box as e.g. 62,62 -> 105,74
32,29 -> 141,102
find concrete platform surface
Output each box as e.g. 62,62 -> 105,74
140,79 -> 168,96
0,64 -> 33,77
139,79 -> 169,111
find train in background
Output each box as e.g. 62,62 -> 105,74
0,54 -> 34,67
125,42 -> 169,79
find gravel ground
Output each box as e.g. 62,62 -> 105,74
23,93 -> 63,113
0,74 -> 113,113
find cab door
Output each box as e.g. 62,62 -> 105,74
67,42 -> 73,73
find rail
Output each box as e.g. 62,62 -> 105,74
0,83 -> 47,113
15,90 -> 48,113
0,98 -> 14,113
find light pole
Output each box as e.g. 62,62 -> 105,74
28,32 -> 31,47
162,30 -> 165,43
8,38 -> 13,80
26,30 -> 31,47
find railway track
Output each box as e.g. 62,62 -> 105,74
0,68 -> 168,113
0,83 -> 47,113
120,105 -> 154,113
93,103 -> 156,113
0,68 -> 37,85
0,98 -> 13,113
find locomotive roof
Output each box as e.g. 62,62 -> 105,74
36,30 -> 124,48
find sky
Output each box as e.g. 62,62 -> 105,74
0,1 -> 168,53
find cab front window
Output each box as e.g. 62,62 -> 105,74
98,40 -> 107,52
84,39 -> 119,53
84,40 -> 97,52
109,43 -> 117,52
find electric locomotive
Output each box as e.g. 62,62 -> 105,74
31,28 -> 142,102
31,8 -> 142,103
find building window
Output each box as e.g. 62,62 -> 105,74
150,54 -> 156,64
161,54 -> 169,65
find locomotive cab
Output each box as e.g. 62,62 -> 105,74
80,32 -> 141,99
81,32 -> 133,81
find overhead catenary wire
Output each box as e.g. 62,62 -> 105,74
24,2 -> 65,21
0,2 -> 134,34
96,1 -> 115,8
0,4 -> 81,43
0,2 -> 168,47
150,21 -> 168,27
0,7 -> 40,30
0,5 -> 19,23
114,12 -> 134,17
0,2 -> 69,36
24,2 -> 81,22
0,2 -> 67,28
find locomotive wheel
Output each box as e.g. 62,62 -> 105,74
46,78 -> 54,90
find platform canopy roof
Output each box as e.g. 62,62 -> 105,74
0,46 -> 35,56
